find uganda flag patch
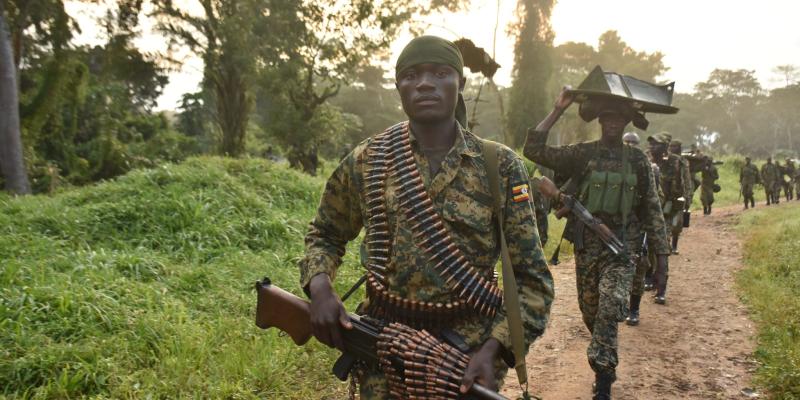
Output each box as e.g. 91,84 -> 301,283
512,183 -> 530,203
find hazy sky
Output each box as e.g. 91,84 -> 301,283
67,0 -> 800,110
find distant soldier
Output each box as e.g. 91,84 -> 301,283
782,158 -> 796,201
647,132 -> 682,303
700,157 -> 720,214
622,132 -> 640,147
739,157 -> 760,209
668,140 -> 692,254
761,157 -> 780,205
795,161 -> 800,201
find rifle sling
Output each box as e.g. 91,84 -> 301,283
481,139 -> 529,391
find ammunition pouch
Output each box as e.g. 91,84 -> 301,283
579,167 -> 637,217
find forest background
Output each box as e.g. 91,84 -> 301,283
2,0 -> 799,194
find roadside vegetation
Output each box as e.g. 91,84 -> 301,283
0,157 -> 568,399
736,203 -> 800,397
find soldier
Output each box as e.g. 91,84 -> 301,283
700,157 -> 720,214
761,157 -> 780,205
740,157 -> 760,209
524,89 -> 670,400
298,36 -> 554,399
795,161 -> 800,201
782,158 -> 796,201
647,133 -> 682,302
668,139 -> 692,254
622,132 -> 640,146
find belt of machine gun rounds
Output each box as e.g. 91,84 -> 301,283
362,122 -> 501,329
377,322 -> 472,399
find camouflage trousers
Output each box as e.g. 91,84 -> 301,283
574,232 -> 635,381
630,251 -> 651,297
701,186 -> 715,207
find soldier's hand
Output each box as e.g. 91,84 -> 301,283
460,338 -> 501,394
308,273 -> 352,352
554,86 -> 575,111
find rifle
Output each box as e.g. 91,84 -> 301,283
536,177 -> 625,255
255,278 -> 508,400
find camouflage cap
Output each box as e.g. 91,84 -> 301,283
670,139 -> 682,147
647,132 -> 672,144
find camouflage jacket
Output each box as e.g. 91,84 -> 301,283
298,123 -> 554,352
701,164 -> 719,186
783,163 -> 796,181
655,154 -> 685,213
523,129 -> 671,256
740,164 -> 760,185
679,156 -> 694,205
761,162 -> 779,183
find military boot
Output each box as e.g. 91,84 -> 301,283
592,373 -> 613,400
626,295 -> 641,326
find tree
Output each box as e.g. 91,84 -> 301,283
265,0 -> 467,175
0,0 -> 30,193
694,69 -> 763,152
154,0 -> 301,157
772,64 -> 799,87
505,0 -> 555,148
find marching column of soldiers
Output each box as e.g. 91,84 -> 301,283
739,157 -> 799,208
294,36 -> 797,400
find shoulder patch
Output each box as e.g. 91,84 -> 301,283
512,182 -> 530,202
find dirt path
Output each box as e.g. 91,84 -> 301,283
502,204 -> 760,400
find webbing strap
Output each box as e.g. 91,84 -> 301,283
482,140 -> 528,390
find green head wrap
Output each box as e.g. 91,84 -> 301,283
395,35 -> 468,128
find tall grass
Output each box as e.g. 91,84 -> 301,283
0,157 -> 363,399
0,156 -> 567,399
736,203 -> 800,397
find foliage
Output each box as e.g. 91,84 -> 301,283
0,157 -> 368,399
736,203 -> 800,398
17,36 -> 186,193
504,0 -> 555,148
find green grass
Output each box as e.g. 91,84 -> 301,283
0,156 -> 566,399
0,157 -> 364,399
736,203 -> 800,398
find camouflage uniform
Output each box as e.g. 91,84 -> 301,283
669,146 -> 693,246
299,123 -> 555,399
653,153 -> 685,246
700,161 -> 719,213
740,162 -> 760,209
524,129 -> 670,381
795,164 -> 800,200
782,160 -> 796,201
761,160 -> 780,205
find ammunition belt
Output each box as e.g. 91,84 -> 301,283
365,275 -> 470,330
376,322 -> 471,399
362,122 -> 501,326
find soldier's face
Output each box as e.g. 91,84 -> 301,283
669,143 -> 681,154
649,141 -> 667,157
396,64 -> 465,124
598,111 -> 629,140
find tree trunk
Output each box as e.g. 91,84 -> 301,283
0,5 -> 31,195
212,63 -> 252,157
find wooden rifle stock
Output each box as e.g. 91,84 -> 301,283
254,278 -> 509,400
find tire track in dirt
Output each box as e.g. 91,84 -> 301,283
501,204 -> 760,399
